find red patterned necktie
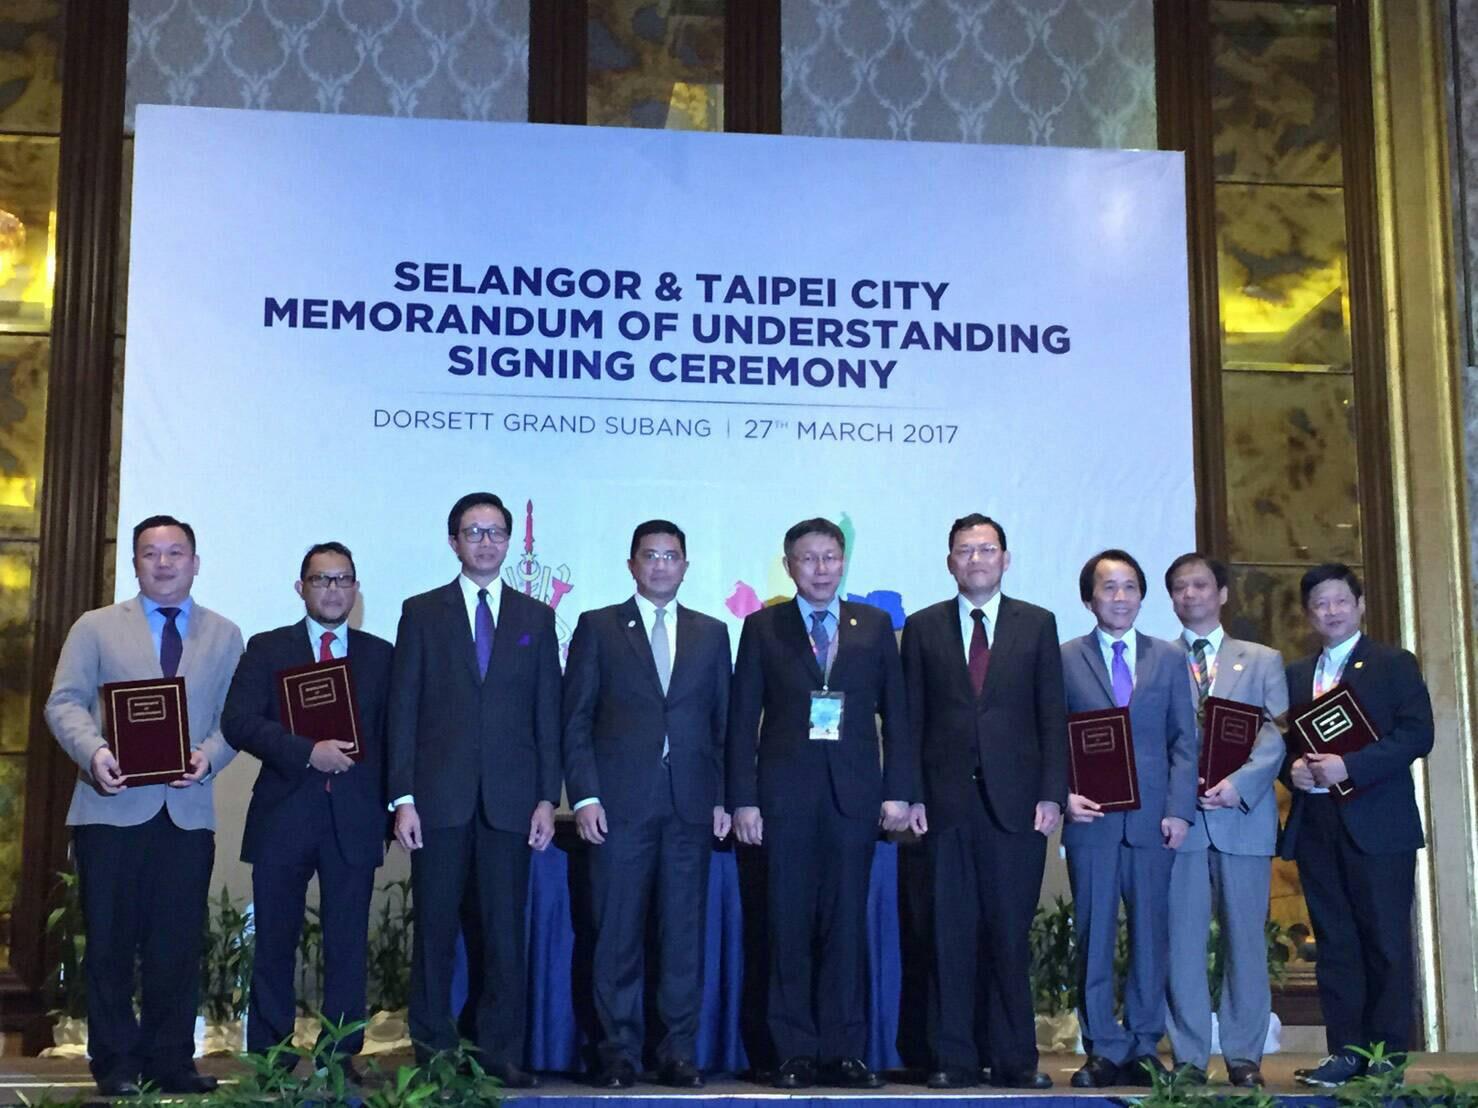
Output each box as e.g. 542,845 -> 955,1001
319,631 -> 335,662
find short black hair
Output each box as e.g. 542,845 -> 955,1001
1300,562 -> 1363,607
1164,552 -> 1228,593
784,517 -> 845,556
447,492 -> 513,537
948,513 -> 1008,552
1079,548 -> 1147,602
630,519 -> 686,559
301,541 -> 356,580
132,514 -> 196,553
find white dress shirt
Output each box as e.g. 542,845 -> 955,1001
1096,625 -> 1137,688
957,591 -> 1002,666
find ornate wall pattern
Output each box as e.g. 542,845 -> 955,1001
1452,0 -> 1478,621
780,0 -> 1156,148
124,0 -> 529,131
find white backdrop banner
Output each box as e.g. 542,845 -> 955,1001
120,106 -> 1194,650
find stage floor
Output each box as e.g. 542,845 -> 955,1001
3,1054 -> 1478,1104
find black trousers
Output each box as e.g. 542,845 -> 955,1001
927,787 -> 1046,1073
764,786 -> 877,1063
409,816 -> 530,1067
247,790 -> 376,1058
1294,795 -> 1417,1055
73,807 -> 214,1084
590,770 -> 712,1069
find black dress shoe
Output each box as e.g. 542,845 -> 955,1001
1121,1054 -> 1169,1087
659,1059 -> 704,1088
992,1067 -> 1053,1089
152,1069 -> 219,1094
821,1057 -> 884,1089
773,1056 -> 816,1089
1173,1062 -> 1208,1085
96,1075 -> 143,1097
1226,1060 -> 1264,1087
488,1062 -> 541,1089
1071,1055 -> 1121,1088
926,1067 -> 977,1089
601,1059 -> 638,1089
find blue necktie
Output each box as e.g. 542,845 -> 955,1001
810,610 -> 829,668
1111,640 -> 1133,708
475,588 -> 495,678
159,607 -> 182,678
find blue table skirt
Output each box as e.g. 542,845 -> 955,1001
451,836 -> 927,1075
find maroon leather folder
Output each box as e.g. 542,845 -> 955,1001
1198,696 -> 1263,795
1290,684 -> 1378,800
102,676 -> 190,784
1067,707 -> 1140,812
276,658 -> 363,760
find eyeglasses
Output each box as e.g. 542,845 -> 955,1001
460,525 -> 511,545
952,544 -> 1002,560
791,552 -> 842,569
304,574 -> 357,590
637,550 -> 683,563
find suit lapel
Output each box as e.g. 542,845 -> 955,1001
1132,630 -> 1154,696
442,580 -> 482,685
621,597 -> 666,697
123,598 -> 164,677
667,604 -> 698,696
1212,638 -> 1246,699
943,601 -> 973,696
1338,634 -> 1371,694
781,601 -> 825,686
980,597 -> 1017,701
1079,632 -> 1114,703
293,618 -> 316,665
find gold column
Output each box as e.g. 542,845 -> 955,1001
1368,0 -> 1478,1053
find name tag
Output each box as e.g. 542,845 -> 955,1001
809,690 -> 844,741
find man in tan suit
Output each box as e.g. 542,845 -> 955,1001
46,515 -> 244,1098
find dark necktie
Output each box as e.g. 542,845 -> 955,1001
1111,640 -> 1133,708
1190,638 -> 1212,702
968,608 -> 990,696
475,588 -> 495,678
159,606 -> 182,677
319,631 -> 335,663
810,610 -> 830,670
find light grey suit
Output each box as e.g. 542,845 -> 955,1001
44,594 -> 243,1085
1166,634 -> 1287,1069
1061,630 -> 1198,1065
46,595 -> 243,827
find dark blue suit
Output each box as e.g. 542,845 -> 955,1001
562,598 -> 731,1070
387,580 -> 562,1067
222,620 -> 393,1056
1280,635 -> 1433,1055
727,599 -> 913,1063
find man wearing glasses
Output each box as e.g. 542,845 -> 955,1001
728,517 -> 913,1089
562,520 -> 733,1088
222,542 -> 393,1079
387,492 -> 561,1087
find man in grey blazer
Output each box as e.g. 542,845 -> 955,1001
44,515 -> 244,1098
1161,554 -> 1287,1088
1062,549 -> 1198,1088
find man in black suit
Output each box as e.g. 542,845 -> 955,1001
1281,563 -> 1433,1087
222,542 -> 393,1076
388,492 -> 562,1087
901,513 -> 1066,1090
727,517 -> 914,1090
563,520 -> 733,1089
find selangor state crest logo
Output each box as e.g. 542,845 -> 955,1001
502,499 -> 576,661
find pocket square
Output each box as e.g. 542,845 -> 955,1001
517,632 -> 531,646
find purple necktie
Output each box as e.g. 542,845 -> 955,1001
1111,640 -> 1133,708
159,606 -> 182,678
475,588 -> 495,678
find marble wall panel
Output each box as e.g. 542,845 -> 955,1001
0,752 -> 22,969
588,0 -> 724,130
0,541 -> 37,755
0,335 -> 46,540
0,0 -> 62,135
1223,370 -> 1361,566
1452,1 -> 1478,632
0,135 -> 57,334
